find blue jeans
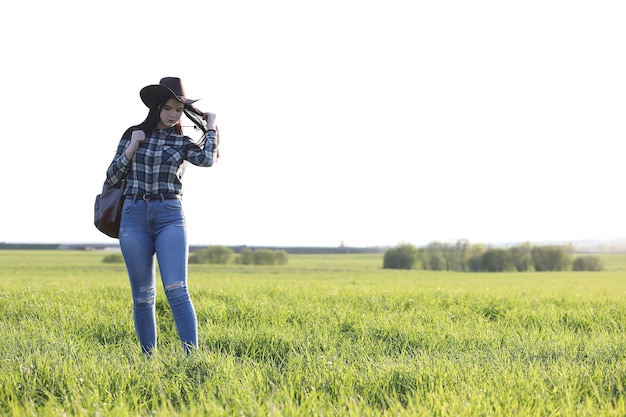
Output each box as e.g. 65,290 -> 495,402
119,197 -> 197,355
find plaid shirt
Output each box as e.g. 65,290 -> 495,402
106,127 -> 217,196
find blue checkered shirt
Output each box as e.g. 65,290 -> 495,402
106,127 -> 217,196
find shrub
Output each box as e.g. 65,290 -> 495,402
420,242 -> 445,271
509,243 -> 533,271
467,255 -> 483,272
253,249 -> 277,265
572,255 -> 605,271
531,246 -> 570,271
102,253 -> 124,264
233,249 -> 289,265
190,246 -> 234,264
383,244 -> 418,270
467,249 -> 512,272
426,254 -> 445,271
419,240 -> 472,271
238,248 -> 255,265
274,250 -> 289,265
483,249 -> 512,272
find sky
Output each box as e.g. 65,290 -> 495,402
1,0 -> 625,248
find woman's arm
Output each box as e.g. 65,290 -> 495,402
185,129 -> 218,167
105,128 -> 135,185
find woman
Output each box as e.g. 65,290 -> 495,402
106,77 -> 218,355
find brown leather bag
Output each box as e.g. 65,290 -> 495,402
94,179 -> 126,238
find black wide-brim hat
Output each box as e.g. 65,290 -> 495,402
140,77 -> 199,107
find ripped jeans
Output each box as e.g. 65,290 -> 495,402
119,197 -> 197,355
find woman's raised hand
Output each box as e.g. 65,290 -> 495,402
130,130 -> 146,145
125,129 -> 146,159
203,112 -> 217,130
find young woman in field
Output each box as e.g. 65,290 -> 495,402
106,77 -> 218,355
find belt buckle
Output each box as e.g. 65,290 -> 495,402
142,193 -> 150,200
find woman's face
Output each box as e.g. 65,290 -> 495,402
157,98 -> 185,129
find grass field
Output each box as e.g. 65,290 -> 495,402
1,250 -> 626,416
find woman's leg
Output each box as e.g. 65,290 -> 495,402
153,199 -> 198,354
119,199 -> 157,354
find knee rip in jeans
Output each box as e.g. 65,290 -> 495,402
165,281 -> 186,292
165,282 -> 188,305
136,286 -> 156,305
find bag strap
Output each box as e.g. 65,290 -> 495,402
110,179 -> 126,223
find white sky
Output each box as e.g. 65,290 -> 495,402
1,0 -> 625,248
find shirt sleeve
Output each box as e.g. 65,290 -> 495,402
105,129 -> 133,185
185,130 -> 218,167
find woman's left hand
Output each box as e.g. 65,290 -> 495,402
203,112 -> 217,130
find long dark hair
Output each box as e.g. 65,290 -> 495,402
183,105 -> 210,146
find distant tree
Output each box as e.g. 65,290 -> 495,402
102,253 -> 124,264
441,242 -> 456,271
456,239 -> 471,271
190,245 -> 234,264
274,250 -> 289,265
253,249 -> 277,265
468,243 -> 485,258
531,246 -> 570,271
466,244 -> 485,272
467,254 -> 483,272
419,240 -> 471,271
442,239 -> 469,271
383,244 -> 419,270
467,248 -> 511,272
237,248 -> 254,265
233,248 -> 288,265
509,242 -> 533,271
422,242 -> 445,271
427,255 -> 445,271
572,255 -> 605,271
480,249 -> 511,272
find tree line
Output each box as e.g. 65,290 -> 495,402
189,246 -> 289,265
102,246 -> 289,266
383,240 -> 605,272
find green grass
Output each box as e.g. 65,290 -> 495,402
1,250 -> 626,416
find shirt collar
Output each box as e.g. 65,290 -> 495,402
156,126 -> 177,134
